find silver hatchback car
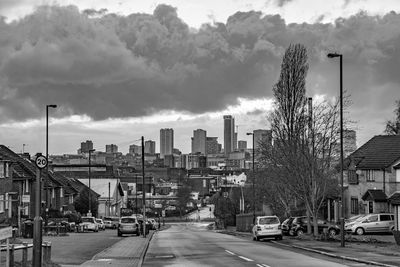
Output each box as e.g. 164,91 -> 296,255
252,215 -> 282,241
345,213 -> 394,235
117,216 -> 140,237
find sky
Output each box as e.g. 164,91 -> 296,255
0,0 -> 399,155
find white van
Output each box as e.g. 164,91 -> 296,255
345,213 -> 394,235
252,215 -> 282,241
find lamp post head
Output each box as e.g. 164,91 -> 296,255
246,132 -> 253,136
47,104 -> 57,108
327,53 -> 341,58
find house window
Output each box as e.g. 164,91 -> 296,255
366,170 -> 375,182
0,195 -> 3,213
348,170 -> 358,184
351,197 -> 359,214
52,189 -> 55,199
69,195 -> 74,204
0,162 -> 4,178
60,188 -> 64,198
24,180 -> 30,193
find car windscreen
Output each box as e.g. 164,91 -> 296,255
259,217 -> 279,225
121,218 -> 136,223
82,218 -> 94,223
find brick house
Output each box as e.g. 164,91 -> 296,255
344,135 -> 400,218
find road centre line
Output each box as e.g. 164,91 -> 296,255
238,256 -> 254,262
225,250 -> 236,255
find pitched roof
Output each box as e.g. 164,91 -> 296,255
361,189 -> 387,202
346,135 -> 400,169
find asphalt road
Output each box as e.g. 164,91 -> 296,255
143,223 -> 374,267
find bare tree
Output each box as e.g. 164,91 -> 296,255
259,43 -> 342,236
385,99 -> 400,135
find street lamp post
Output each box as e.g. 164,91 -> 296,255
45,104 -> 57,223
327,52 -> 345,247
88,149 -> 95,216
246,132 -> 256,223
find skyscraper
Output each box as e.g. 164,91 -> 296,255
253,129 -> 272,151
206,137 -> 220,154
238,140 -> 247,150
80,140 -> 93,153
106,144 -> 118,153
160,128 -> 174,159
191,129 -> 207,155
224,115 -> 235,156
144,140 -> 156,155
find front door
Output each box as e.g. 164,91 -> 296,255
368,201 -> 373,213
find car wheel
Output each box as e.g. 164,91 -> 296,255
256,236 -> 260,241
296,229 -> 304,236
355,227 -> 364,235
328,228 -> 338,237
253,236 -> 256,241
289,229 -> 294,236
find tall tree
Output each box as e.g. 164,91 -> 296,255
260,43 -> 341,236
385,99 -> 400,135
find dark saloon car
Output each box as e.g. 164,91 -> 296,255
281,217 -> 295,236
290,216 -> 340,237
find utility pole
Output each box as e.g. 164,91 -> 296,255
88,149 -> 95,216
142,136 -> 146,237
108,182 -> 110,216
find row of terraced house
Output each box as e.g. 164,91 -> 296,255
0,145 -> 99,227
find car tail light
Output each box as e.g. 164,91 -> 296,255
257,226 -> 261,231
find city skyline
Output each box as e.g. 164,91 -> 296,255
0,1 -> 399,156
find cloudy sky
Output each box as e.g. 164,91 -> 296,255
0,0 -> 399,155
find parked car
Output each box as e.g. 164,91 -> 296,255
290,216 -> 340,237
281,217 -> 295,236
118,216 -> 140,237
104,216 -> 120,229
345,214 -> 367,224
252,215 -> 282,241
345,213 -> 394,235
80,217 -> 99,232
148,218 -> 157,230
96,219 -> 106,231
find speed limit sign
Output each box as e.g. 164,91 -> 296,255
35,155 -> 48,169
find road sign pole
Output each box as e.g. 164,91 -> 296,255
33,155 -> 47,267
33,167 -> 43,267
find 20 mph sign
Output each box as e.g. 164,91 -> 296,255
35,155 -> 48,169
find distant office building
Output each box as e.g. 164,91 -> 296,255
191,129 -> 207,155
238,140 -> 247,150
224,115 -> 235,156
206,137 -> 220,154
129,144 -> 141,155
160,128 -> 174,159
234,132 -> 238,151
106,144 -> 118,153
254,129 -> 272,151
79,140 -> 93,154
144,140 -> 156,155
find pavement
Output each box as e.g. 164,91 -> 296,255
60,231 -> 154,267
219,226 -> 400,267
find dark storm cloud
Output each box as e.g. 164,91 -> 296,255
0,4 -> 399,123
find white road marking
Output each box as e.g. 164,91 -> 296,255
256,264 -> 264,267
262,264 -> 271,267
238,256 -> 254,262
225,250 -> 236,255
